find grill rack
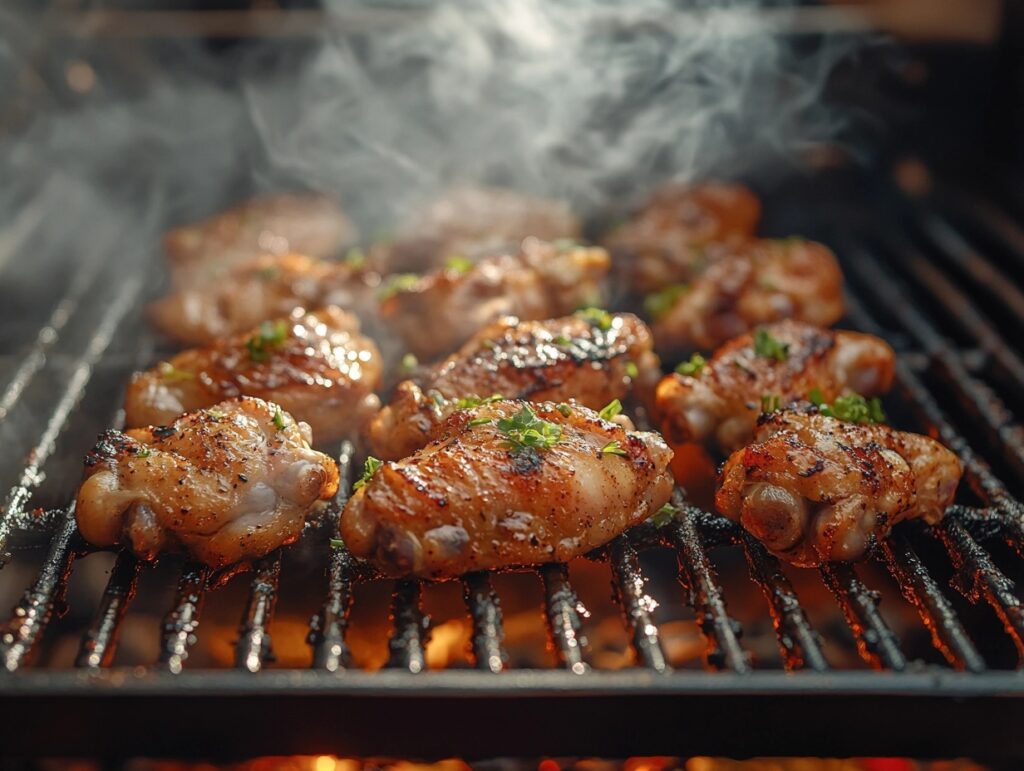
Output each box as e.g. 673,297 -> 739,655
2,177 -> 1024,760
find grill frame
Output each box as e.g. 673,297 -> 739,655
1,171 -> 1024,760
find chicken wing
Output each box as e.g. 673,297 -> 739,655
650,238 -> 845,356
126,306 -> 381,443
75,397 -> 340,568
149,253 -> 378,346
656,320 -> 894,454
366,312 -> 660,459
165,193 -> 355,288
371,186 -> 580,273
342,401 -> 673,578
716,407 -> 961,566
379,237 -> 610,361
603,182 -> 760,293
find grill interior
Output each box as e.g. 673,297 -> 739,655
1,170 -> 1024,761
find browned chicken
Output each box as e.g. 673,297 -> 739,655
379,237 -> 610,361
165,193 -> 355,288
656,320 -> 895,455
342,400 -> 673,579
149,253 -> 378,346
366,311 -> 660,460
125,306 -> 381,443
75,397 -> 340,568
370,186 -> 581,273
717,407 -> 962,566
650,238 -> 845,356
603,182 -> 761,293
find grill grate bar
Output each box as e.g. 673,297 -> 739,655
0,508 -> 78,671
462,572 -> 507,673
158,561 -> 209,673
880,532 -> 986,672
539,563 -> 589,673
74,551 -> 141,669
669,499 -> 750,672
609,535 -> 668,671
235,553 -> 282,672
820,562 -> 906,670
740,533 -> 829,671
387,579 -> 429,673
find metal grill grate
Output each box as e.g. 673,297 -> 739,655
1,177 -> 1024,760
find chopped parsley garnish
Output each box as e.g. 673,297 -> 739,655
650,503 -> 677,528
760,393 -> 782,414
817,393 -> 887,425
272,407 -> 287,431
344,248 -> 368,269
553,335 -> 572,346
625,361 -> 639,379
135,446 -> 152,458
600,440 -> 628,457
598,398 -> 622,421
753,328 -> 789,362
454,394 -> 503,409
329,538 -> 345,550
157,362 -> 195,382
206,409 -> 226,422
557,403 -> 573,417
257,265 -> 280,281
444,254 -> 474,274
353,456 -> 383,491
575,307 -> 613,331
400,353 -> 419,372
378,273 -> 420,300
245,319 -> 290,362
468,417 -> 492,428
644,284 -> 689,320
675,353 -> 707,377
808,387 -> 826,406
496,406 -> 562,454
481,339 -> 497,350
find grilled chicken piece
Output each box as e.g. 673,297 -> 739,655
717,407 -> 961,566
75,397 -> 340,568
651,238 -> 845,356
371,186 -> 580,273
125,306 -> 381,443
342,401 -> 673,579
657,320 -> 895,455
366,312 -> 660,460
603,182 -> 760,293
380,237 -> 610,361
149,253 -> 378,346
165,193 -> 355,288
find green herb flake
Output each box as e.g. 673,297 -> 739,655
553,335 -> 572,346
600,440 -> 628,457
625,361 -> 639,379
158,362 -> 195,382
753,328 -> 789,362
643,284 -> 689,320
454,393 -> 503,409
468,417 -> 492,428
598,398 -> 623,422
575,307 -> 613,332
245,319 -> 290,362
329,538 -> 345,550
444,254 -> 474,274
760,393 -> 782,414
557,403 -> 573,417
206,409 -> 226,422
496,406 -> 562,454
257,265 -> 280,282
818,393 -> 887,425
353,456 -> 384,492
650,503 -> 677,528
400,353 -> 419,372
378,273 -> 420,300
135,446 -> 152,459
807,387 -> 826,406
675,353 -> 707,377
344,248 -> 368,270
272,407 -> 287,431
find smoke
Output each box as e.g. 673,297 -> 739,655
0,0 -> 863,259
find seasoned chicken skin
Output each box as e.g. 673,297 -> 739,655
75,397 -> 340,568
603,182 -> 760,293
366,312 -> 660,460
717,408 -> 962,566
165,193 -> 355,288
125,306 -> 382,443
651,238 -> 845,356
372,186 -> 581,273
149,253 -> 377,345
342,401 -> 674,579
657,321 -> 894,454
380,237 -> 610,361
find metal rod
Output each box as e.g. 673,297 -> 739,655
819,562 -> 906,670
387,580 -> 429,673
158,561 -> 210,674
235,553 -> 282,673
539,563 -> 589,673
463,572 -> 507,673
74,551 -> 141,669
608,535 -> 669,672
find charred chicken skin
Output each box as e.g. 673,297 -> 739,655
371,186 -> 581,273
125,306 -> 382,443
343,400 -> 673,579
149,253 -> 378,346
366,311 -> 660,460
165,193 -> 355,288
716,407 -> 961,566
657,320 -> 895,455
379,237 -> 610,361
603,182 -> 761,293
75,397 -> 340,568
650,238 -> 845,356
